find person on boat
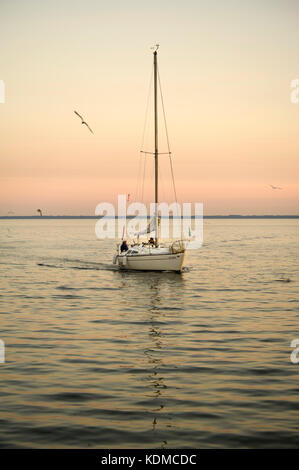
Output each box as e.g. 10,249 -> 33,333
120,240 -> 128,252
149,237 -> 155,246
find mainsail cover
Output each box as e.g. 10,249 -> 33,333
135,217 -> 156,236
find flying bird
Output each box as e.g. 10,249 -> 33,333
37,209 -> 43,216
74,110 -> 94,134
270,185 -> 283,190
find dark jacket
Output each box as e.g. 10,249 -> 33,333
120,241 -> 128,252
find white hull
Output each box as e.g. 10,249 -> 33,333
116,251 -> 185,272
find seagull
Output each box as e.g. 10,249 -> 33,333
270,185 -> 283,190
275,276 -> 291,282
74,110 -> 94,134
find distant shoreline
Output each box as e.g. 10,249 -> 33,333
1,215 -> 299,220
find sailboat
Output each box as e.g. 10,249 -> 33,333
113,46 -> 186,272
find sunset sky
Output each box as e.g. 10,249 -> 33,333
0,0 -> 298,215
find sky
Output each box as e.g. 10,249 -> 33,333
0,0 -> 298,215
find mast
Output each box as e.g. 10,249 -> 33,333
153,47 -> 158,245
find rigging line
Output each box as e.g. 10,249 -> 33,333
135,64 -> 153,202
136,63 -> 153,202
168,152 -> 178,204
135,151 -> 143,201
141,152 -> 147,203
140,63 -> 154,151
141,151 -> 171,155
158,162 -> 166,203
157,65 -> 178,204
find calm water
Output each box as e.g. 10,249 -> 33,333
0,219 -> 298,448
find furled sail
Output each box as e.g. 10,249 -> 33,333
135,216 -> 156,236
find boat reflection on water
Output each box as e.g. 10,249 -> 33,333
145,279 -> 168,448
117,270 -> 186,448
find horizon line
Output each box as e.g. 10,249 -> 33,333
1,215 -> 299,219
